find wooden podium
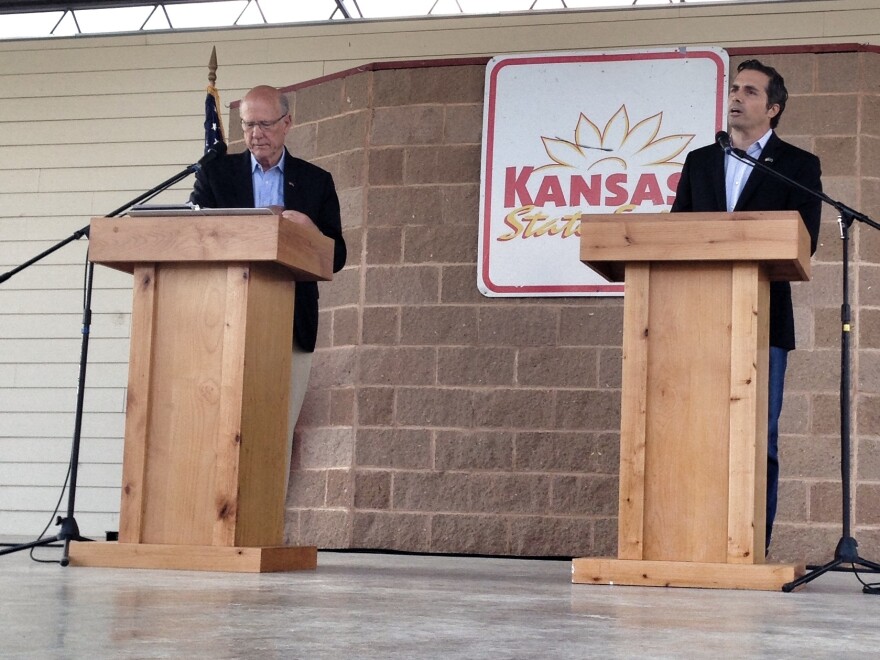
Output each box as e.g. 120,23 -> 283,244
69,213 -> 333,572
572,212 -> 808,590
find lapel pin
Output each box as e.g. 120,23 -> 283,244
764,157 -> 774,163
288,181 -> 295,188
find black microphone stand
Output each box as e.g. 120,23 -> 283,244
0,158 -> 208,566
721,143 -> 880,591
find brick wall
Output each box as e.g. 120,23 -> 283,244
231,49 -> 880,563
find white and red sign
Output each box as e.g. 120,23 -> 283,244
478,48 -> 728,296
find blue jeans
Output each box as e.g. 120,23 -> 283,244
766,346 -> 789,552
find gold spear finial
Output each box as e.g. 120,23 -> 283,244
208,45 -> 218,86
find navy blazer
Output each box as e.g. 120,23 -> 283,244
671,132 -> 822,350
190,149 -> 347,352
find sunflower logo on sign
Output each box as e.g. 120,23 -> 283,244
538,105 -> 694,172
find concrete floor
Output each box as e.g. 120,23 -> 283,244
1,545 -> 879,659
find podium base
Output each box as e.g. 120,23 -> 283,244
68,542 -> 317,573
572,557 -> 805,591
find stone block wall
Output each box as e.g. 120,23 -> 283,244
228,48 -> 880,563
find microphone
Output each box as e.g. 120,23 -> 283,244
716,131 -> 746,158
192,141 -> 227,172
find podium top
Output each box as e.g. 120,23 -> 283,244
89,214 -> 334,281
580,211 -> 811,282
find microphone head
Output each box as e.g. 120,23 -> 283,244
715,131 -> 731,150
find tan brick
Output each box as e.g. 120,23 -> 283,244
858,350 -> 880,395
437,346 -> 515,386
361,306 -> 400,345
396,387 -> 474,427
308,346 -> 356,389
294,427 -> 354,469
599,347 -> 622,388
859,265 -> 880,306
515,432 -> 616,473
466,473 -> 552,514
856,483 -> 880,525
479,305 -> 559,347
343,71 -> 370,111
783,94 -> 858,136
434,430 -> 514,471
358,386 -> 394,426
326,469 -> 354,508
294,76 -> 345,124
444,104 -> 483,145
778,391 -> 809,435
367,185 -> 443,226
359,346 -> 436,385
297,508 -> 352,548
315,149 -> 366,191
352,418 -> 425,468
372,66 -> 484,107
287,122 -> 317,161
430,514 -> 508,555
353,470 -> 391,509
403,145 -> 481,184
858,393 -> 880,436
776,479 -> 808,523
559,304 -> 624,347
441,265 -> 484,304
364,265 -> 440,305
555,389 -> 621,432
329,387 -> 355,426
351,511 -> 431,551
286,469 -> 326,508
861,136 -> 880,183
862,94 -> 880,138
549,475 -> 618,516
592,516 -> 618,557
508,516 -> 593,557
319,267 -> 360,308
441,184 -> 480,223
786,348 -> 843,393
816,52 -> 861,94
370,106 -> 445,146
779,435 -> 841,479
518,347 -> 598,387
813,306 -> 841,349
403,222 -> 478,264
316,110 -> 368,156
368,147 -> 405,186
813,136 -> 857,177
298,389 -> 330,428
393,471 -> 471,511
400,305 -> 478,345
857,437 -> 880,481
339,186 -> 365,228
860,52 -> 880,93
809,481 -> 842,523
365,226 -> 404,264
332,306 -> 359,346
765,523 -> 839,565
474,389 -> 554,429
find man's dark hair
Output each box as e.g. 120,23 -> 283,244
737,59 -> 788,129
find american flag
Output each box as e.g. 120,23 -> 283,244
204,84 -> 225,152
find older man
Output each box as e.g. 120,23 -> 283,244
191,85 -> 346,482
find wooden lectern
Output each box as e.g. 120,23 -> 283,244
69,213 -> 333,572
572,212 -> 808,590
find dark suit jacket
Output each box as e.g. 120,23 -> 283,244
671,132 -> 822,350
190,149 -> 347,352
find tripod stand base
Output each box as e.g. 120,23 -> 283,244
573,557 -> 805,591
68,541 -> 317,573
